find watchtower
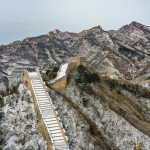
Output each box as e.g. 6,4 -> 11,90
70,57 -> 86,67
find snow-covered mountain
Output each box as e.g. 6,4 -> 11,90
0,21 -> 150,150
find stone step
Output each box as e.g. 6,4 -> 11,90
33,87 -> 44,89
40,107 -> 53,110
55,146 -> 67,150
42,115 -> 55,119
33,86 -> 43,89
35,92 -> 47,95
29,75 -> 39,77
30,77 -> 39,79
35,91 -> 46,93
35,91 -> 46,94
40,109 -> 53,112
47,124 -> 59,128
32,80 -> 41,82
54,141 -> 66,146
38,99 -> 50,102
53,136 -> 64,141
38,101 -> 51,105
36,96 -> 48,98
44,118 -> 57,122
36,97 -> 48,100
37,98 -> 49,101
45,120 -> 58,125
32,81 -> 42,84
43,116 -> 56,119
42,114 -> 56,118
29,74 -> 38,76
35,94 -> 47,96
31,80 -> 41,82
34,88 -> 44,91
36,94 -> 47,97
40,103 -> 52,106
42,113 -> 54,117
34,89 -> 45,91
48,126 -> 60,131
49,130 -> 62,134
51,133 -> 63,137
32,83 -> 43,88
36,95 -> 48,98
41,111 -> 54,115
32,82 -> 42,85
39,104 -> 52,108
37,97 -> 49,100
41,107 -> 53,109
35,91 -> 45,93
41,109 -> 54,113
35,93 -> 47,95
32,82 -> 43,86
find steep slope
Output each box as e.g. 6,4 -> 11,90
48,65 -> 150,150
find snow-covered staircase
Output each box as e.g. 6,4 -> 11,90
24,71 -> 69,150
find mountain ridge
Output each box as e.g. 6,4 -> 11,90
0,21 -> 150,92
1,21 -> 150,150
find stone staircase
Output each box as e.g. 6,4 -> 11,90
25,71 -> 69,150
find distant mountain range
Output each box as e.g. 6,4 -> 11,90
0,21 -> 150,91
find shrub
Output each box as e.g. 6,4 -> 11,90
82,98 -> 89,107
43,66 -> 59,81
0,133 -> 5,149
105,78 -> 118,89
0,97 -> 4,107
75,65 -> 100,94
25,125 -> 32,130
91,73 -> 100,82
77,65 -> 86,74
52,66 -> 59,72
75,65 -> 100,84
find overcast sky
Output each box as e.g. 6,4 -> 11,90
0,0 -> 149,45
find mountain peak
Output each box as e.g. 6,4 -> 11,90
130,21 -> 144,27
52,29 -> 61,34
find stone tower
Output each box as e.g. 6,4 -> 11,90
70,57 -> 86,67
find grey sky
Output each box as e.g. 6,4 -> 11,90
0,0 -> 149,44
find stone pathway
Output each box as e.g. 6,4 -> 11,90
26,71 -> 69,150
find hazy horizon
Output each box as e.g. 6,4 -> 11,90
0,0 -> 150,45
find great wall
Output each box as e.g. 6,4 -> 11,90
49,57 -> 86,91
24,57 -> 86,150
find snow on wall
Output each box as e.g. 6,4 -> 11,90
50,63 -> 69,83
